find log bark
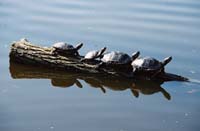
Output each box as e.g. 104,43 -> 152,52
9,40 -> 188,82
9,40 -> 102,73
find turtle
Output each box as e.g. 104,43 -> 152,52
51,42 -> 83,56
80,47 -> 107,62
99,51 -> 140,67
131,56 -> 172,77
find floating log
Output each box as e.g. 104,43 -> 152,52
9,39 -> 188,82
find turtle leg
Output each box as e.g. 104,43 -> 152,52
95,62 -> 105,69
75,51 -> 80,56
131,89 -> 139,98
100,86 -> 106,93
160,87 -> 171,100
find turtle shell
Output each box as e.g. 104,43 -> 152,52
131,57 -> 162,71
53,42 -> 75,50
84,50 -> 99,59
101,51 -> 131,64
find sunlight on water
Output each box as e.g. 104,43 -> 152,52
0,0 -> 200,131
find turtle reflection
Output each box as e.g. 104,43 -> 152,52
131,80 -> 171,100
83,77 -> 106,93
10,62 -> 171,100
51,78 -> 82,88
82,76 -> 170,100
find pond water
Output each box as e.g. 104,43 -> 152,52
1,0 -> 200,131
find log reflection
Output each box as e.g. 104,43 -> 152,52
10,62 -> 171,100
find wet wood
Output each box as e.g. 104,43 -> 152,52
9,40 -> 188,82
9,40 -> 101,73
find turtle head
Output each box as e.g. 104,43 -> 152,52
75,43 -> 83,50
98,47 -> 107,58
131,51 -> 140,61
150,56 -> 172,78
162,56 -> 172,66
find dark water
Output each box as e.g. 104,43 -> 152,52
1,0 -> 200,131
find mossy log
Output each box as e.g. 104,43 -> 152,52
9,39 -> 188,82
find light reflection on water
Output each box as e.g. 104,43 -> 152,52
0,0 -> 200,131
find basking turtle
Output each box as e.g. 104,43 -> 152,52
131,56 -> 172,77
51,42 -> 83,56
99,51 -> 140,66
81,47 -> 106,62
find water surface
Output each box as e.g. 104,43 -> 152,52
1,0 -> 200,131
